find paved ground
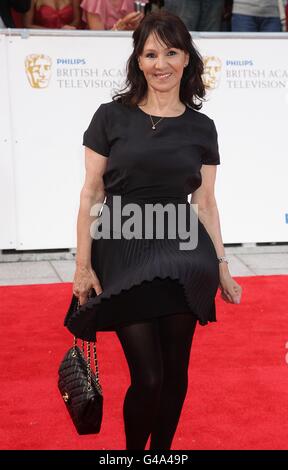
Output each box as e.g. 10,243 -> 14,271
0,244 -> 287,286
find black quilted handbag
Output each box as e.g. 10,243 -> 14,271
58,335 -> 103,435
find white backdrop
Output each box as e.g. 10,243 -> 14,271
0,32 -> 287,249
0,34 -> 17,249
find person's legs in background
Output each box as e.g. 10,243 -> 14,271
231,13 -> 258,31
162,0 -> 179,15
198,0 -> 225,31
258,16 -> 282,32
149,312 -> 197,450
232,13 -> 282,32
164,0 -> 225,32
221,0 -> 233,31
164,0 -> 201,31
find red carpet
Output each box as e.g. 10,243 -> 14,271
0,275 -> 288,450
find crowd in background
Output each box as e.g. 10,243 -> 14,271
0,1 -> 287,31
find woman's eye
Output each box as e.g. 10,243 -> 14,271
144,51 -> 177,58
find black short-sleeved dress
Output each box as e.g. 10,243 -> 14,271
64,99 -> 220,341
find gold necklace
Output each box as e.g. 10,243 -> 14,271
149,115 -> 164,130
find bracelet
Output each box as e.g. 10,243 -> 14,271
218,256 -> 229,264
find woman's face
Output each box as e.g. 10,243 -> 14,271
138,33 -> 189,93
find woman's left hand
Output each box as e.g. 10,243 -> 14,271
122,11 -> 143,30
219,268 -> 242,304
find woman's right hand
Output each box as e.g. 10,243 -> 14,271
73,265 -> 103,306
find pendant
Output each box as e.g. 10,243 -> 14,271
152,126 -> 156,130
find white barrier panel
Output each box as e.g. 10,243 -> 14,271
1,32 -> 288,249
6,34 -> 133,250
199,37 -> 288,244
0,34 -> 17,249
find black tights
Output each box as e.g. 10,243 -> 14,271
116,313 -> 197,450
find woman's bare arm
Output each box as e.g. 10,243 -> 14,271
69,0 -> 81,28
23,0 -> 48,28
74,146 -> 107,304
86,11 -> 104,30
191,165 -> 225,258
87,10 -> 142,30
191,165 -> 242,304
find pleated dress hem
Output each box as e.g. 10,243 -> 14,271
64,273 -> 217,342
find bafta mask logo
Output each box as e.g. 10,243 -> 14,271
25,54 -> 52,89
203,56 -> 222,90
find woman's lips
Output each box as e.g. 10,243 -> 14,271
154,73 -> 172,80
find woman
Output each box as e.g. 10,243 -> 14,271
24,0 -> 80,29
80,0 -> 145,30
65,10 -> 242,450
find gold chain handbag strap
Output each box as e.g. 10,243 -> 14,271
93,341 -> 102,394
72,337 -> 102,393
86,341 -> 92,391
72,294 -> 102,394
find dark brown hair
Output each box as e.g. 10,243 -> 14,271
113,10 -> 206,110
